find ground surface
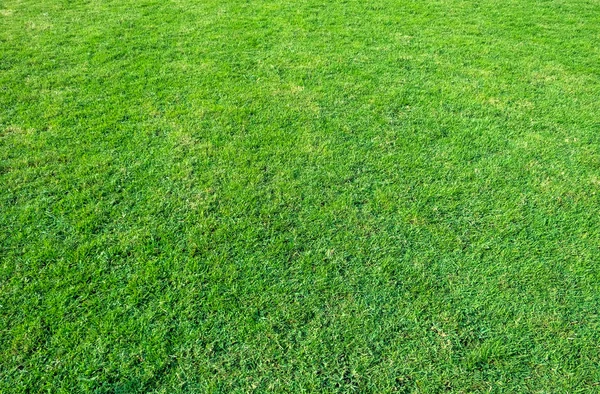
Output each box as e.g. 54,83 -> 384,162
2,0 -> 600,392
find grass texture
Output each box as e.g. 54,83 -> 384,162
2,0 -> 600,392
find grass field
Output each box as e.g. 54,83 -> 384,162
2,0 -> 600,392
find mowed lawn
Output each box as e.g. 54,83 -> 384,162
2,0 -> 600,392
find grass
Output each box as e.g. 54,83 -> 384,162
2,0 -> 600,392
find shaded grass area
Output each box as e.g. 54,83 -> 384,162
2,0 -> 600,391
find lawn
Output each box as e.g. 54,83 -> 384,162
2,0 -> 600,392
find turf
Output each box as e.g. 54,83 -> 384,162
2,0 -> 600,392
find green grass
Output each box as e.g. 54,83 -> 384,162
2,0 -> 600,392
